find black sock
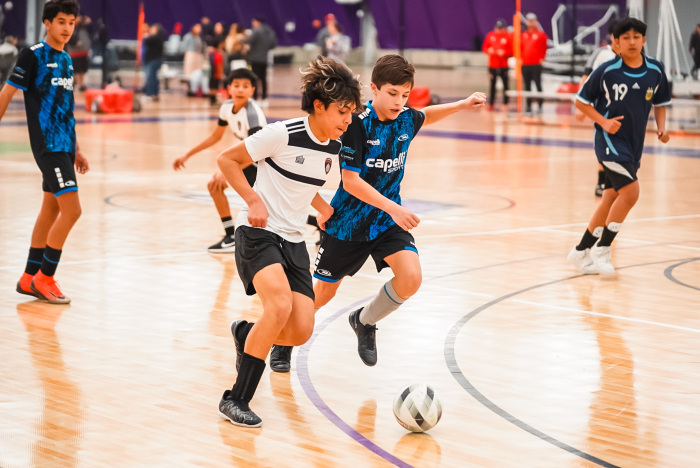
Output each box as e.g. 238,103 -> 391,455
576,229 -> 599,251
597,226 -> 619,247
230,353 -> 266,402
221,216 -> 235,237
24,247 -> 45,275
40,245 -> 62,277
597,170 -> 605,185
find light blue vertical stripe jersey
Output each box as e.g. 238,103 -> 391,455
576,55 -> 671,167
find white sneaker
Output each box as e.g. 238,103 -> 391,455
590,246 -> 615,274
567,246 -> 598,274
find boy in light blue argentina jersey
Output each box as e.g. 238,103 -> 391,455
267,54 -> 485,371
0,0 -> 88,304
568,17 -> 671,275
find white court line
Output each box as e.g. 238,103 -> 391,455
419,212 -> 700,239
512,298 -> 700,334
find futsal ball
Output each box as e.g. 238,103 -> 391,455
392,383 -> 442,432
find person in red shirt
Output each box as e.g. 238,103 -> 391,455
482,19 -> 513,110
521,12 -> 549,114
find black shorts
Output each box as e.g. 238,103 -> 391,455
234,226 -> 314,299
313,225 -> 418,283
71,55 -> 89,74
35,152 -> 78,196
601,160 -> 638,191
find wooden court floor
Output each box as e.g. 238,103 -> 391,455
1,66 -> 700,467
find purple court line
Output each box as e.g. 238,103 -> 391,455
296,298 -> 414,468
1,111 -> 697,159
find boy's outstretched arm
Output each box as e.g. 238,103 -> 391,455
0,84 -> 18,121
217,141 -> 268,227
174,125 -> 227,170
654,106 -> 670,143
342,169 -> 420,231
422,92 -> 487,126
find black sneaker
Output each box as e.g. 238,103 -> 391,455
231,320 -> 248,371
270,345 -> 292,373
218,390 -> 262,427
594,183 -> 605,197
348,308 -> 377,366
208,235 -> 235,253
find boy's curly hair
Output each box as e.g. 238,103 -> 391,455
300,56 -> 363,114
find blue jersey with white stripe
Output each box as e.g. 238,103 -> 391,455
577,55 -> 671,166
8,42 -> 76,156
324,102 -> 425,242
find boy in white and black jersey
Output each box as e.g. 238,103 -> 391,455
216,56 -> 362,428
173,68 -> 266,252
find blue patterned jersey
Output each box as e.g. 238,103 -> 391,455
8,41 -> 76,155
324,102 -> 425,241
577,55 -> 671,167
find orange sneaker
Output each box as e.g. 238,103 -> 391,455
30,272 -> 71,304
16,272 -> 39,298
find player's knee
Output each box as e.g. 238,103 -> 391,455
207,180 -> 222,194
266,296 -> 294,325
395,270 -> 422,298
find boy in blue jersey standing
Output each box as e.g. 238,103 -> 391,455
568,18 -> 671,275
269,54 -> 486,370
0,0 -> 88,304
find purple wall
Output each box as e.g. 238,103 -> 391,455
5,0 -> 625,51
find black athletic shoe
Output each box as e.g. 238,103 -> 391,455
230,320 -> 248,371
270,345 -> 292,373
218,390 -> 262,428
594,183 -> 605,197
349,308 -> 377,366
208,235 -> 235,253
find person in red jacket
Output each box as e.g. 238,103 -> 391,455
482,19 -> 513,110
521,12 -> 549,114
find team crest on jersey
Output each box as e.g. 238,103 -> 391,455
645,87 -> 653,101
325,158 -> 332,174
295,155 -> 305,164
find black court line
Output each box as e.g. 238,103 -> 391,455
663,257 -> 700,292
444,257 -> 697,468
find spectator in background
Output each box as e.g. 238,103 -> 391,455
143,23 -> 165,101
315,13 -> 335,57
211,22 -> 226,48
182,23 -> 205,78
94,18 -> 111,87
521,12 -> 548,115
165,22 -> 183,57
0,35 -> 18,87
690,23 -> 700,80
209,41 -> 226,104
201,16 -> 214,46
246,17 -> 277,106
482,19 -> 512,111
67,15 -> 92,91
224,23 -> 248,71
326,20 -> 351,64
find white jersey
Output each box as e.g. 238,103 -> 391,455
591,45 -> 617,70
217,99 -> 267,140
239,116 -> 341,242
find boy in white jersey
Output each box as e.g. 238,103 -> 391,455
568,18 -> 671,275
216,56 -> 362,427
271,55 -> 485,371
173,68 -> 266,252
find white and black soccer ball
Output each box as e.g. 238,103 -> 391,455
393,383 -> 442,432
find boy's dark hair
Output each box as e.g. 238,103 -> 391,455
42,0 -> 80,22
371,54 -> 415,90
607,20 -> 617,36
225,68 -> 259,88
613,17 -> 646,38
300,56 -> 363,114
